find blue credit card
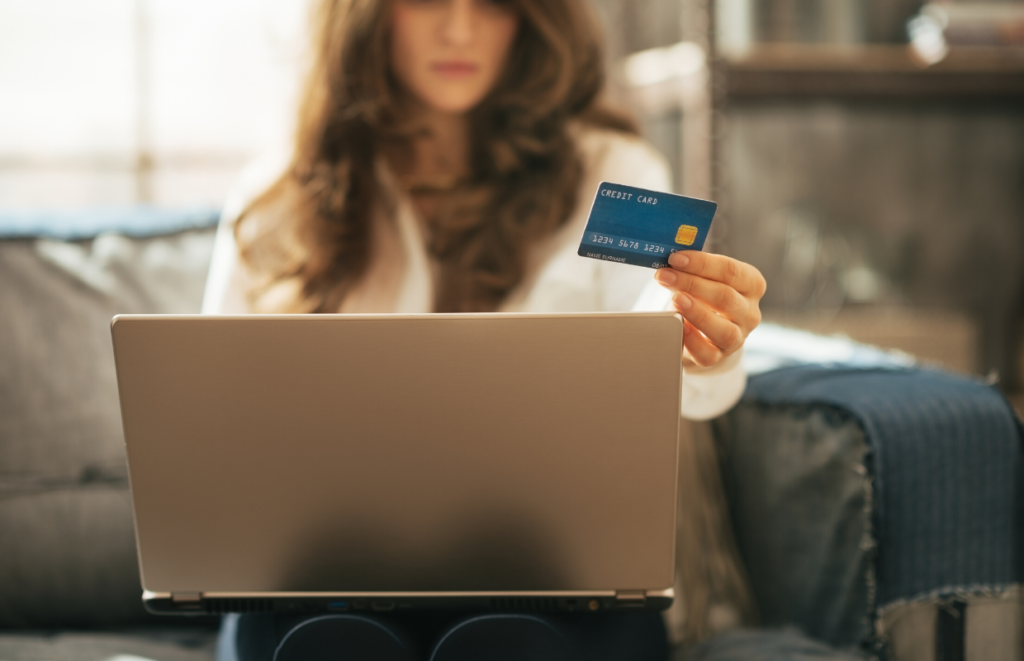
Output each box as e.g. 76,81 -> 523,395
577,182 -> 717,269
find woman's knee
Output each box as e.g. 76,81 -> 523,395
429,614 -> 572,661
273,615 -> 416,661
226,613 -> 416,661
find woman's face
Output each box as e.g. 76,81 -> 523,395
389,0 -> 520,115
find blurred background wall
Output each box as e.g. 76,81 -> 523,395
0,0 -> 307,209
1,0 -> 1022,397
595,0 -> 1024,397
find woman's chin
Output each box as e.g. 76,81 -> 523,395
415,85 -> 490,116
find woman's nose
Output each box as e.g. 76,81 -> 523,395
439,0 -> 475,46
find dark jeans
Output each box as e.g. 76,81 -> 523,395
219,610 -> 669,661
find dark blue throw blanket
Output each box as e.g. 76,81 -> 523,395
744,365 -> 1023,608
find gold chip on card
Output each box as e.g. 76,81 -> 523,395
674,225 -> 698,245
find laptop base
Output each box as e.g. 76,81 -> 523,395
145,590 -> 674,615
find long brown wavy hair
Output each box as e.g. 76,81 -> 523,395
236,0 -> 636,313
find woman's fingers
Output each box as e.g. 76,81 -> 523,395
660,269 -> 750,320
654,267 -> 759,337
668,251 -> 766,298
655,251 -> 766,366
682,320 -> 724,367
671,291 -> 745,360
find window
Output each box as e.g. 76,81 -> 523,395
0,0 -> 310,210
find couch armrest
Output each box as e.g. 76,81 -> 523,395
715,365 -> 1023,657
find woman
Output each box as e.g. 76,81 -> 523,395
205,0 -> 765,658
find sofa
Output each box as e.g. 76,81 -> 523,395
1,211 -> 1020,661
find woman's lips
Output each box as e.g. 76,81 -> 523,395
432,61 -> 478,76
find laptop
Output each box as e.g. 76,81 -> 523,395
111,312 -> 683,616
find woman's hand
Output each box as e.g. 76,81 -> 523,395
654,251 -> 766,368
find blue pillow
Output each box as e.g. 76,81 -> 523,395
0,207 -> 219,241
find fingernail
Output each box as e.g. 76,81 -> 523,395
655,269 -> 676,286
670,252 -> 690,269
674,292 -> 692,311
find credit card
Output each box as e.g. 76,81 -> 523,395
577,182 -> 717,269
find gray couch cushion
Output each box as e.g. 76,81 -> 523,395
714,404 -> 873,649
0,627 -> 217,661
0,230 -> 214,627
675,628 -> 867,660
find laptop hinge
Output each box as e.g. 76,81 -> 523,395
614,590 -> 646,605
171,592 -> 203,606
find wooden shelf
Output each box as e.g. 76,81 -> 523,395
721,44 -> 1024,99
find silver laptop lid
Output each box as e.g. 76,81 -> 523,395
112,312 -> 682,612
